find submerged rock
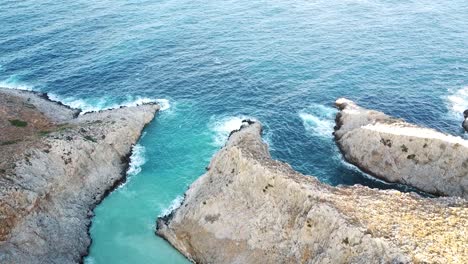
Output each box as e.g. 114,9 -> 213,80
156,121 -> 467,264
0,88 -> 159,263
334,98 -> 468,198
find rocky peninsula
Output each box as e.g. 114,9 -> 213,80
334,98 -> 468,198
0,88 -> 159,263
157,121 -> 467,263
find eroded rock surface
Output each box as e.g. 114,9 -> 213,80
334,98 -> 468,198
0,88 -> 159,263
157,121 -> 468,264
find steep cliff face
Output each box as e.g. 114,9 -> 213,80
463,110 -> 468,132
0,88 -> 159,263
334,98 -> 468,198
156,121 -> 467,264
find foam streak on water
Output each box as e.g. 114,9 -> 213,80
0,75 -> 33,91
127,144 -> 146,177
159,195 -> 184,217
447,87 -> 468,117
299,104 -> 337,139
47,93 -> 171,113
209,115 -> 256,147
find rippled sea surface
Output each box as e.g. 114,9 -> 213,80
1,0 -> 467,262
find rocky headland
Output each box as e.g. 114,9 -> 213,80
334,98 -> 468,198
0,88 -> 159,263
157,121 -> 468,264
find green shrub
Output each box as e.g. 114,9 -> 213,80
9,119 -> 28,127
84,135 -> 97,143
1,140 -> 19,145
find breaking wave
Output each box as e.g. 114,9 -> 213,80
209,115 -> 256,146
446,86 -> 468,117
47,93 -> 171,113
127,144 -> 147,177
299,104 -> 337,139
159,195 -> 184,217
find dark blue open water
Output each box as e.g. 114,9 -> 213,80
1,0 -> 467,263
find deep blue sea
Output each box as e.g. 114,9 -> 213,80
1,0 -> 467,263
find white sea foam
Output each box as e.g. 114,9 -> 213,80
83,257 -> 95,264
299,104 -> 337,139
210,115 -> 256,146
0,75 -> 34,91
127,144 -> 146,176
47,93 -> 171,114
447,86 -> 468,117
159,195 -> 184,217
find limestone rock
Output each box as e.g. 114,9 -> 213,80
334,98 -> 468,198
156,121 -> 467,264
0,88 -> 159,263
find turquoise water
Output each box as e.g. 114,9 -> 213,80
1,0 -> 467,263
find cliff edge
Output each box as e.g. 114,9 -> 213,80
0,88 -> 159,263
334,98 -> 468,198
156,121 -> 467,264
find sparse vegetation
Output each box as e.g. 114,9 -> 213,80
9,119 -> 28,127
39,130 -> 51,136
400,144 -> 408,152
84,135 -> 97,143
23,103 -> 36,109
1,140 -> 19,145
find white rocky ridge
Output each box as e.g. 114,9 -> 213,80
156,121 -> 467,264
0,88 -> 159,263
334,98 -> 468,198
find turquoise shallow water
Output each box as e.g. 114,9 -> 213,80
1,0 -> 467,263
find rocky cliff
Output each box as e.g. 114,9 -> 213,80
156,121 -> 467,264
334,98 -> 468,198
0,88 -> 159,263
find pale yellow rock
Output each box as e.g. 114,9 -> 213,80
157,121 -> 468,264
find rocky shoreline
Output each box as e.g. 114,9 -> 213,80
156,120 -> 468,263
334,98 -> 468,198
0,88 -> 159,263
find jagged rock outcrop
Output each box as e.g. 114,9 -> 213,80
0,88 -> 159,263
334,98 -> 468,198
463,110 -> 468,132
156,121 -> 468,264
